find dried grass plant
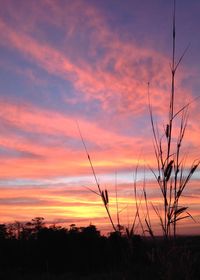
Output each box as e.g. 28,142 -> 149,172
148,0 -> 199,238
78,0 -> 199,239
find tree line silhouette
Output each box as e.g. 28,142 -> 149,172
0,217 -> 200,279
0,217 -> 144,278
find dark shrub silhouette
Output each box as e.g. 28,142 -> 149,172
0,217 -> 199,279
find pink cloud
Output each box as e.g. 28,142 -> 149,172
0,99 -> 153,178
0,3 -> 193,117
0,98 -> 198,180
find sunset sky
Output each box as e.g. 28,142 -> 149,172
0,0 -> 200,235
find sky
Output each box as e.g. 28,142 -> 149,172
0,0 -> 200,235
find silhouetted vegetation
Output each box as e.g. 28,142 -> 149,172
0,217 -> 199,279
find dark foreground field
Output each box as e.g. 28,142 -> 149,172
0,221 -> 200,280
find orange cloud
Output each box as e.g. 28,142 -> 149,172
0,179 -> 199,235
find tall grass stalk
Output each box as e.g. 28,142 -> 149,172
76,121 -> 117,233
77,122 -> 145,236
148,0 -> 199,238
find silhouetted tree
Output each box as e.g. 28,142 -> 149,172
31,217 -> 45,232
0,224 -> 7,239
81,224 -> 100,237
